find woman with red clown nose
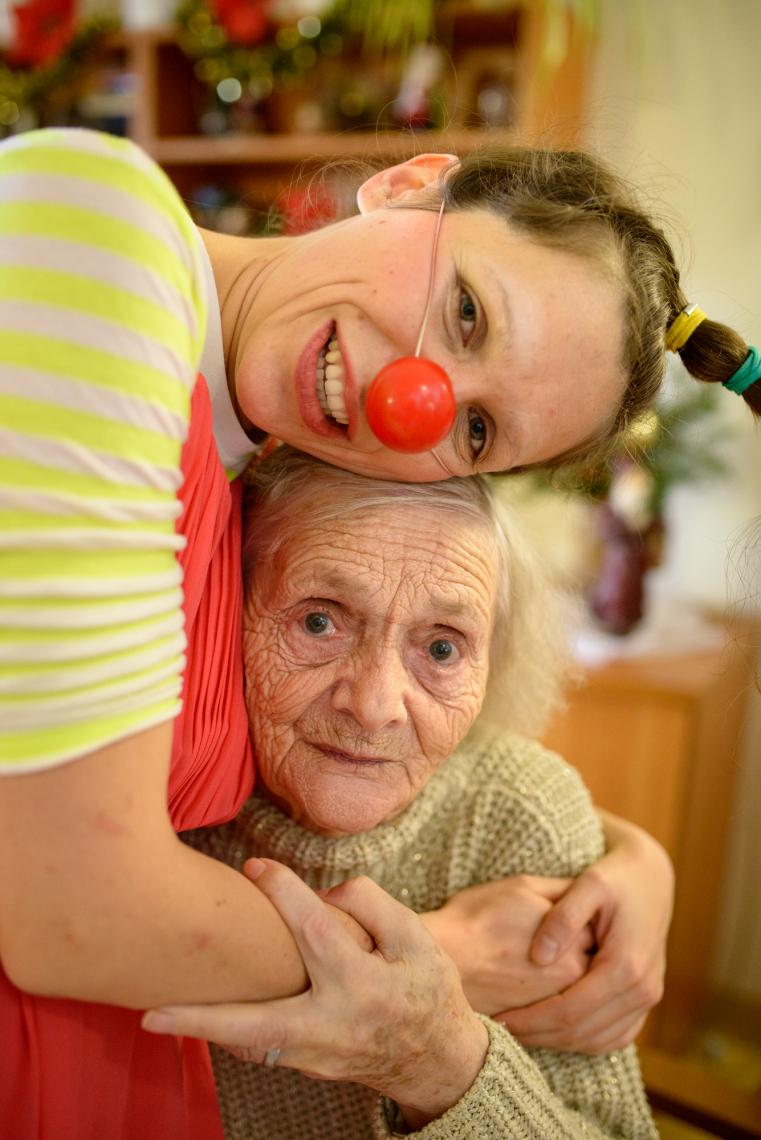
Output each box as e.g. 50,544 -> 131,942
1,127 -> 757,1140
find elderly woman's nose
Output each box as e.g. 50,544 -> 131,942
331,645 -> 409,732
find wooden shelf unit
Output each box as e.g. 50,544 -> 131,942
542,620 -> 758,1053
91,4 -> 590,205
147,127 -> 520,166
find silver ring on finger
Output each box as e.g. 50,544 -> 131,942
264,1046 -> 281,1069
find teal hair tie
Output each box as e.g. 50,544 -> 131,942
724,346 -> 761,395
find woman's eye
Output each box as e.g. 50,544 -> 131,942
458,288 -> 477,342
303,612 -> 333,637
428,638 -> 457,664
467,408 -> 488,457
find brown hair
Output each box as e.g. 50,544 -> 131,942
422,147 -> 759,470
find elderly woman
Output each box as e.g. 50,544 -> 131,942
177,446 -> 657,1139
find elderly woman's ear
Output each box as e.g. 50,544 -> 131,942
356,153 -> 457,213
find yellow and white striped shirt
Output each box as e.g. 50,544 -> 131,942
0,128 -> 208,772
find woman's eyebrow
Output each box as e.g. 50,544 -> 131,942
426,595 -> 488,634
479,262 -> 513,347
272,566 -> 354,604
471,260 -> 521,469
427,595 -> 472,617
296,567 -> 365,598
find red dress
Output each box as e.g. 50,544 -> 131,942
0,375 -> 255,1139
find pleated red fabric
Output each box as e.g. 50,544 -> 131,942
169,374 -> 254,832
0,374 -> 255,1139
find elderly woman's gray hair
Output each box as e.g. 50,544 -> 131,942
241,446 -> 576,738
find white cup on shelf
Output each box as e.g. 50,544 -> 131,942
120,0 -> 178,30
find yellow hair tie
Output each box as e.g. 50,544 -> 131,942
665,304 -> 707,352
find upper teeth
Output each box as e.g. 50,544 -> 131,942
316,336 -> 349,425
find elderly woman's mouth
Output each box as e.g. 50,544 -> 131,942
316,335 -> 349,427
314,743 -> 389,767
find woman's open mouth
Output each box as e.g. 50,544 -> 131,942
296,322 -> 354,438
316,332 -> 349,428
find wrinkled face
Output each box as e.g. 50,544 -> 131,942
243,501 -> 499,835
234,206 -> 626,479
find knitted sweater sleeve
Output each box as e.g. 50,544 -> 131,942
375,1015 -> 657,1140
375,735 -> 658,1140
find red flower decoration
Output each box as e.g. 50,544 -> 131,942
212,0 -> 270,46
277,185 -> 340,235
7,0 -> 77,68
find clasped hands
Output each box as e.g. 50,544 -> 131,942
142,822 -> 673,1119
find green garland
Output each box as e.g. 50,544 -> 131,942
329,0 -> 436,56
0,17 -> 114,127
175,0 -> 438,96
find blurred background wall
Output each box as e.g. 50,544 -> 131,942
586,0 -> 760,1002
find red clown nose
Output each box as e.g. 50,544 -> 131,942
365,357 -> 456,452
365,196 -> 453,454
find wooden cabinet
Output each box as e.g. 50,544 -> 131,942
82,3 -> 591,211
542,621 -> 758,1051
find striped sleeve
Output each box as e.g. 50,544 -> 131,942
0,128 -> 207,773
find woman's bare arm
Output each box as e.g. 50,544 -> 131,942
143,861 -> 657,1138
145,861 -> 489,1128
0,724 -> 312,1008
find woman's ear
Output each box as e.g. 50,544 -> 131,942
356,153 -> 458,214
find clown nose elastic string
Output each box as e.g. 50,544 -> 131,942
365,197 -> 456,453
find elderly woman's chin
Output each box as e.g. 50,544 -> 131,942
252,738 -> 452,838
272,780 -> 405,838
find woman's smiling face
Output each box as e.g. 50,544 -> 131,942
232,202 -> 627,480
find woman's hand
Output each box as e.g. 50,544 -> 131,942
497,813 -> 674,1054
421,876 -> 594,1014
142,859 -> 488,1128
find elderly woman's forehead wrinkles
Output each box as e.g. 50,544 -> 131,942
268,540 -> 374,591
256,505 -> 497,608
426,543 -> 498,604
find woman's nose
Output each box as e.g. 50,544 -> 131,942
331,646 -> 409,733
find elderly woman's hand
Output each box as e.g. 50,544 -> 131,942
142,859 -> 488,1129
421,875 -> 595,1014
496,814 -> 674,1054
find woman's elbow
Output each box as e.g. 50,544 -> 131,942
1,923 -> 102,999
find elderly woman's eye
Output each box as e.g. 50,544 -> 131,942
303,612 -> 333,636
428,639 -> 456,663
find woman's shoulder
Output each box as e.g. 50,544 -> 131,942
451,731 -> 605,875
2,127 -> 187,206
0,127 -> 210,776
456,729 -> 591,798
0,128 -> 206,306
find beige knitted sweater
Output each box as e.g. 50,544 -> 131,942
188,733 -> 658,1139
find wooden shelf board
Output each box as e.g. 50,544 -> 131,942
149,128 -> 517,166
